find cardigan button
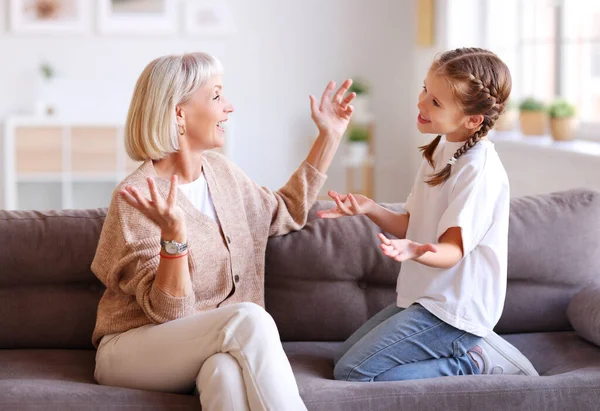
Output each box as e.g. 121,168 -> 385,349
234,275 -> 240,283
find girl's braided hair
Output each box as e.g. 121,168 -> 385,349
420,48 -> 512,186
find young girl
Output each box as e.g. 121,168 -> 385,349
318,48 -> 539,381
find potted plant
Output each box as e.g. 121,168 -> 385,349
35,61 -> 57,116
346,125 -> 370,166
348,78 -> 373,124
548,98 -> 577,141
519,97 -> 548,136
494,99 -> 518,131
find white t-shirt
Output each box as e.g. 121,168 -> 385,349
399,136 -> 510,337
177,172 -> 220,225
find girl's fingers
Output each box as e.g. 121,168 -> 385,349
328,190 -> 348,202
378,233 -> 391,245
334,195 -> 352,215
349,193 -> 361,212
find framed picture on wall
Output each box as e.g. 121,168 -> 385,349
97,0 -> 177,35
9,0 -> 91,34
184,1 -> 236,36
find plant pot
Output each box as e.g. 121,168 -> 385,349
34,79 -> 58,116
346,141 -> 369,166
519,111 -> 548,136
495,109 -> 518,131
550,117 -> 577,141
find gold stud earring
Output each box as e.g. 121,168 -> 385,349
178,124 -> 186,136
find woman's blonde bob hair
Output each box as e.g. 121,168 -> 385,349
125,52 -> 223,161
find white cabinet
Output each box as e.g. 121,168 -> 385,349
2,117 -> 142,210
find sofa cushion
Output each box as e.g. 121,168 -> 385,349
0,209 -> 105,349
265,189 -> 600,341
567,281 -> 600,347
284,332 -> 600,411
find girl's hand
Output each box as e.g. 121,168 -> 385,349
309,80 -> 355,139
377,233 -> 437,262
120,176 -> 186,238
317,190 -> 374,218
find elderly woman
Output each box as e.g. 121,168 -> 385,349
91,52 -> 354,411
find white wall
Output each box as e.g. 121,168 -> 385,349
0,0 -> 419,207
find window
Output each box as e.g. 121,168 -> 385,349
483,0 -> 600,141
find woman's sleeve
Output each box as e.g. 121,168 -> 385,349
91,196 -> 195,324
233,160 -> 327,237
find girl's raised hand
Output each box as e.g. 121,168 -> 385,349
317,190 -> 374,219
377,233 -> 437,262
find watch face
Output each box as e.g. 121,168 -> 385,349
165,243 -> 179,254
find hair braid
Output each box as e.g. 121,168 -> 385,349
420,47 -> 512,186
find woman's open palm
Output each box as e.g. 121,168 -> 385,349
120,175 -> 186,234
309,80 -> 355,139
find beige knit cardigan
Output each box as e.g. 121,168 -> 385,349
91,151 -> 326,347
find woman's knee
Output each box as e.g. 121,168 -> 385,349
198,353 -> 241,382
233,302 -> 277,331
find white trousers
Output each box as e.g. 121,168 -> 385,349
94,302 -> 307,411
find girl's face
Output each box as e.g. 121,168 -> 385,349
417,70 -> 481,141
177,75 -> 235,151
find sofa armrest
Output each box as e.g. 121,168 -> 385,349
567,282 -> 600,346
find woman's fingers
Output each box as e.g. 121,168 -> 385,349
120,189 -> 139,209
332,79 -> 352,105
309,94 -> 319,115
127,185 -> 150,209
167,175 -> 178,208
147,177 -> 162,207
320,81 -> 336,109
340,91 -> 356,109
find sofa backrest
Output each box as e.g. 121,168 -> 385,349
1,189 -> 598,349
266,189 -> 600,340
0,209 -> 106,349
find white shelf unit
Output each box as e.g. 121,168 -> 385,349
2,117 -> 142,210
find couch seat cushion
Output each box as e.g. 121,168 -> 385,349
284,332 -> 600,411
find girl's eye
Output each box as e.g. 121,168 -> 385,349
433,99 -> 440,107
213,94 -> 221,101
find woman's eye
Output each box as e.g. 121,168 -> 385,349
213,94 -> 221,101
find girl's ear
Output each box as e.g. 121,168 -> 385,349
464,114 -> 484,131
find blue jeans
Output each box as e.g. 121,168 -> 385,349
333,303 -> 481,381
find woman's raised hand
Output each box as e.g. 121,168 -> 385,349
309,80 -> 355,139
317,190 -> 374,219
120,176 -> 186,238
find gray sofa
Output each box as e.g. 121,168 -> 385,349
2,189 -> 600,411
